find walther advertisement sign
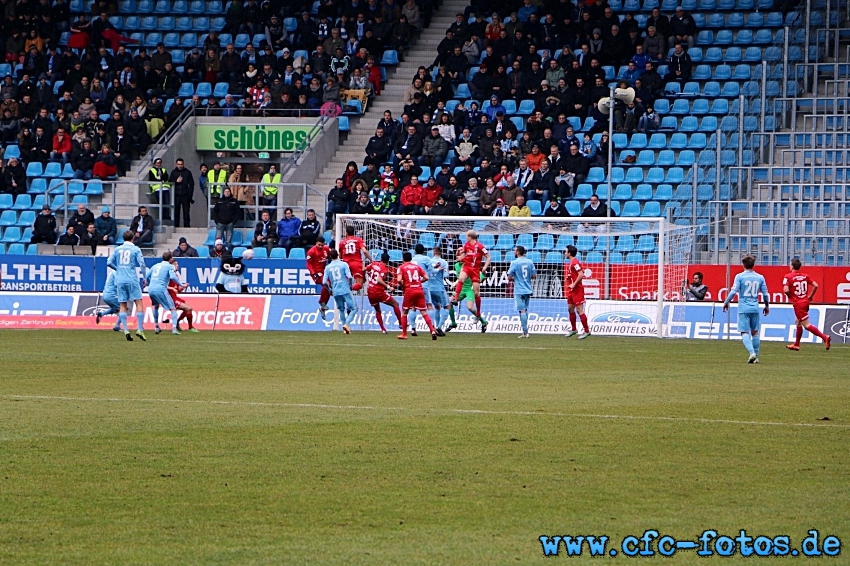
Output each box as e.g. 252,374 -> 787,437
196,125 -> 312,151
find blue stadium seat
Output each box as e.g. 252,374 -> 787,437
84,181 -> 103,195
509,117 -> 524,132
26,243 -> 37,254
289,248 -> 305,259
586,168 -> 605,183
517,99 -> 535,115
495,234 -> 515,250
176,16 -> 192,30
641,201 -> 662,217
665,167 -> 685,184
698,150 -> 716,166
0,194 -> 12,209
234,33 -> 249,48
534,234 -> 554,251
124,15 -> 141,30
1,229 -> 22,245
764,13 -> 783,29
163,32 -> 180,47
527,200 -> 542,216
189,0 -> 205,13
635,150 -> 655,167
687,133 -> 707,149
284,17 -> 298,32
26,162 -> 43,178
197,246 -> 210,258
544,252 -> 562,264
709,99 -> 729,114
634,184 -> 653,200
454,83 -> 471,99
576,236 -> 595,252
725,47 -> 742,63
10,194 -> 31,210
696,30 -> 713,46
574,183 -> 593,200
721,82 -> 740,97
727,13 -> 744,27
0,210 -> 17,227
195,82 -> 212,97
646,167 -> 665,184
270,247 -> 287,258
231,246 -> 246,258
621,201 -> 641,217
208,0 -> 223,13
613,184 -> 632,200
4,145 -> 19,160
702,82 -> 721,97
676,150 -> 696,167
140,15 -> 157,30
203,229 -> 216,246
647,133 -> 666,149
679,117 -> 698,132
516,234 -> 534,249
43,162 -> 62,178
154,0 -> 171,13
628,133 -> 647,149
699,116 -> 718,132
145,32 -> 163,47
160,16 -> 175,30
27,179 -> 46,195
338,116 -> 350,132
252,247 -> 267,259
655,150 -> 675,167
737,28 -> 754,43
713,65 -> 732,80
691,99 -> 709,115
743,47 -> 762,62
669,132 -> 687,149
178,83 -> 194,97
171,49 -> 185,64
654,184 -> 673,200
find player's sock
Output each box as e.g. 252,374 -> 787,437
392,304 -> 402,326
474,295 -> 482,315
118,312 -> 128,331
185,311 -> 194,328
136,313 -> 144,332
807,324 -> 828,341
171,310 -> 181,333
795,326 -> 804,345
345,307 -> 358,327
438,308 -> 447,329
569,311 -> 577,331
177,311 -> 186,324
520,311 -> 528,335
400,314 -> 408,336
427,308 -> 437,328
751,334 -> 761,355
742,333 -> 755,355
452,280 -> 463,302
448,306 -> 456,325
375,308 -> 386,332
319,287 -> 331,305
407,311 -> 417,331
579,314 -> 589,333
152,307 -> 159,325
422,312 -> 436,334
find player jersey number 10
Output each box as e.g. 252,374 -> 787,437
344,241 -> 357,255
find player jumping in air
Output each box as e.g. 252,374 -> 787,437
451,230 -> 490,332
446,258 -> 488,331
397,251 -> 438,340
324,248 -> 358,334
783,258 -> 830,351
723,255 -> 770,364
306,236 -> 332,319
95,270 -> 122,331
339,225 -> 373,291
169,261 -> 198,332
564,245 -> 590,339
429,246 -> 450,336
107,230 -> 148,341
507,245 -> 537,339
145,251 -> 183,336
408,243 -> 435,337
365,251 -> 403,334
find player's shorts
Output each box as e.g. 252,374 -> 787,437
461,265 -> 481,284
101,292 -> 120,311
310,272 -> 324,285
169,290 -> 185,308
737,311 -> 760,333
368,288 -> 393,306
430,288 -> 448,308
347,261 -> 364,280
792,300 -> 810,322
148,289 -> 175,310
515,293 -> 531,312
334,292 -> 357,313
117,280 -> 142,303
459,285 -> 476,303
402,289 -> 428,311
567,286 -> 586,306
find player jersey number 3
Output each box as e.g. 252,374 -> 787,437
743,280 -> 760,298
344,241 -> 358,255
150,264 -> 162,277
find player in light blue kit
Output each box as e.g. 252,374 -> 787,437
507,245 -> 537,339
429,246 -> 450,336
723,255 -> 770,363
323,248 -> 358,334
95,270 -> 122,331
107,230 -> 148,341
408,243 -> 434,337
145,251 -> 183,336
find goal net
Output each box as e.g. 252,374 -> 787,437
334,214 -> 696,337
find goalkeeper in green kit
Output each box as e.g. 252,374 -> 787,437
446,261 -> 488,332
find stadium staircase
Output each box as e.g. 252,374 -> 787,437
312,0 -> 472,193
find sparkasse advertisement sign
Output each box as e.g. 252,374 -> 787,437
196,124 -> 312,151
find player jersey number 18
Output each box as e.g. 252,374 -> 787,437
120,249 -> 132,264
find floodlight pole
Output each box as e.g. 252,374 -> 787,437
605,86 -> 615,301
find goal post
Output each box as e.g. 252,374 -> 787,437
334,214 -> 696,338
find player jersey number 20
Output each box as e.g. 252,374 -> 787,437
743,280 -> 760,298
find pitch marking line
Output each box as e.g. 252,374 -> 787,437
3,395 -> 847,430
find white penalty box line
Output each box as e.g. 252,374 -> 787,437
3,395 -> 848,430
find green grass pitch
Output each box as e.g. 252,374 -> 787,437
0,330 -> 848,564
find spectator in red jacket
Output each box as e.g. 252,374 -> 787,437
400,176 -> 422,214
418,176 -> 443,214
50,128 -> 73,165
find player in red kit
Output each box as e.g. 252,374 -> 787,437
306,236 -> 332,318
564,245 -> 591,339
365,251 -> 403,334
169,261 -> 198,332
339,225 -> 373,291
783,258 -> 830,351
451,230 -> 491,330
397,251 -> 438,340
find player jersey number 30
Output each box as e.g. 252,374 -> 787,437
792,280 -> 808,298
